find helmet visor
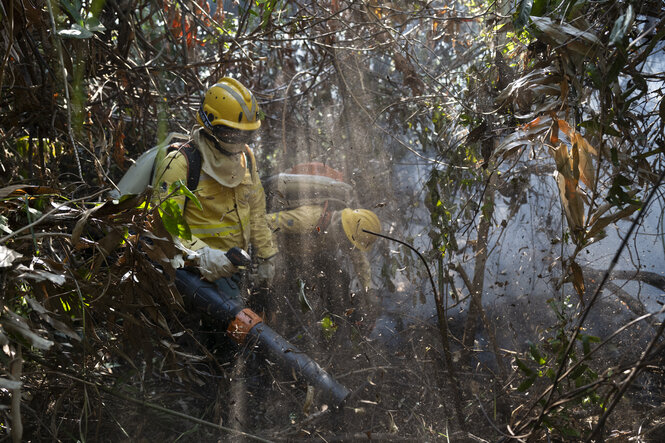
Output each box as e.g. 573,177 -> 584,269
212,125 -> 256,145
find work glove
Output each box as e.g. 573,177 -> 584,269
195,247 -> 238,282
253,255 -> 276,288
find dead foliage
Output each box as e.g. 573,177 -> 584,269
1,0 -> 665,442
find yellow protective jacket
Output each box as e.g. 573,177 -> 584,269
153,143 -> 277,259
267,205 -> 372,289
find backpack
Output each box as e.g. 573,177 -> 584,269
110,132 -> 202,211
262,162 -> 353,213
110,132 -> 191,199
110,132 -> 255,211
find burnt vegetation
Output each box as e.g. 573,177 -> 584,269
1,0 -> 665,441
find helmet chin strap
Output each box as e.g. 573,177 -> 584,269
201,129 -> 241,156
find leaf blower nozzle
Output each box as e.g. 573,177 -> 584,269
175,265 -> 350,407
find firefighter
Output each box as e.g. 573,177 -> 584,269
152,78 -> 277,291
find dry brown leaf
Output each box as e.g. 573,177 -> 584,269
24,296 -> 81,342
569,261 -> 585,304
571,141 -> 581,183
492,116 -> 551,160
0,185 -> 59,199
550,143 -> 572,175
524,116 -> 542,130
531,16 -> 601,57
560,77 -> 569,106
1,309 -> 54,350
16,265 -> 66,285
555,171 -> 585,231
155,310 -> 171,335
553,119 -> 598,188
0,245 -> 22,268
586,203 -> 640,239
71,207 -> 97,248
571,132 -> 597,189
303,385 -> 315,416
496,68 -> 560,110
550,118 -> 560,144
557,119 -> 573,136
549,128 -> 595,233
393,52 -> 424,95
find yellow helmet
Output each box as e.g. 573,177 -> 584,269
340,208 -> 381,251
197,77 -> 261,133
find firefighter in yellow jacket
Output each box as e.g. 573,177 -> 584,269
153,78 -> 277,286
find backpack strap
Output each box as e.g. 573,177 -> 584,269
156,142 -> 201,213
176,143 -> 201,212
160,142 -> 251,213
180,144 -> 202,194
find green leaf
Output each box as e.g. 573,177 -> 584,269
159,199 -> 192,240
585,63 -> 603,89
529,342 -> 546,365
545,368 -> 556,380
517,375 -> 536,392
582,334 -> 592,356
515,357 -> 534,376
90,0 -> 106,18
58,23 -> 93,39
606,47 -> 628,85
609,4 -> 635,46
320,315 -> 338,340
531,0 -> 547,16
85,17 -> 106,33
579,334 -> 600,356
606,174 -> 640,208
569,363 -> 588,381
260,0 -> 277,29
169,180 -> 202,210
60,0 -> 82,22
15,135 -> 29,157
514,0 -> 533,32
561,427 -> 581,438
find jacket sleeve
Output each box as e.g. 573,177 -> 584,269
247,150 -> 278,259
152,151 -> 208,251
266,205 -> 324,234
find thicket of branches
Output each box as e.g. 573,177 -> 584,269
1,0 -> 664,441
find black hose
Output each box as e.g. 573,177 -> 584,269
175,269 -> 350,407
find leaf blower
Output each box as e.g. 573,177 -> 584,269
175,247 -> 350,407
